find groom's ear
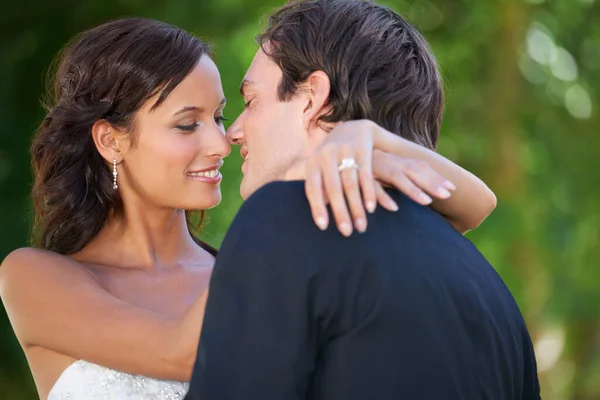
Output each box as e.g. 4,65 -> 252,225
302,71 -> 332,133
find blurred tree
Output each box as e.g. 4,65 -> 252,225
0,0 -> 598,398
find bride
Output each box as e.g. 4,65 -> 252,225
0,17 -> 496,399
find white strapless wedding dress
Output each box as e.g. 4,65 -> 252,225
48,360 -> 189,399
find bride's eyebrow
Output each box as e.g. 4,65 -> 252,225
173,98 -> 227,116
174,106 -> 202,116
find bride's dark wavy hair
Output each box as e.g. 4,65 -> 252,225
30,18 -> 217,256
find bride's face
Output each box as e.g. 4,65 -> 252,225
117,55 -> 231,211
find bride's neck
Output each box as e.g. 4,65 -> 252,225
73,204 -> 204,271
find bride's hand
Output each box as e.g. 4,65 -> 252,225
284,120 -> 456,237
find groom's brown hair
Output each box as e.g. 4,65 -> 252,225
257,0 -> 443,150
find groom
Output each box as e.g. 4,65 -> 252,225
186,1 -> 540,399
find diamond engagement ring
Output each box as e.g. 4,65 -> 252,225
338,157 -> 359,172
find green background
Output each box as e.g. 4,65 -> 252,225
1,0 -> 599,398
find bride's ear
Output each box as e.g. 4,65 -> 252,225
91,120 -> 127,163
302,71 -> 333,132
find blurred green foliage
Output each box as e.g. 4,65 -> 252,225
1,0 -> 598,398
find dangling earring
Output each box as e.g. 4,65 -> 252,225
113,159 -> 118,190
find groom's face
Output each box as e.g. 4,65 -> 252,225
227,48 -> 311,199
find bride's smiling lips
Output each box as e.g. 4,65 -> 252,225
186,161 -> 223,184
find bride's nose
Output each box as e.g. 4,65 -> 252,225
204,123 -> 231,158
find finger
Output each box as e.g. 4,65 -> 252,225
403,160 -> 455,200
321,155 -> 353,237
375,182 -> 398,211
339,146 -> 367,232
305,159 -> 329,231
340,166 -> 367,233
373,155 -> 449,203
355,147 -> 376,214
389,173 -> 434,205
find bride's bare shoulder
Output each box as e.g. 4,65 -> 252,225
0,247 -> 98,294
2,247 -> 87,270
3,247 -> 71,262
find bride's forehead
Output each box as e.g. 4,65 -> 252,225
142,63 -> 224,113
179,57 -> 223,90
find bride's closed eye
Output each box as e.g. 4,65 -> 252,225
175,122 -> 201,133
215,116 -> 228,125
175,114 -> 227,132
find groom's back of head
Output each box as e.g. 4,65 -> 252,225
257,0 -> 443,150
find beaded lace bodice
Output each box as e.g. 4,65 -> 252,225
48,360 -> 188,399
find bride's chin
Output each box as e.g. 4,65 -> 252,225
198,194 -> 223,211
178,192 -> 222,211
204,198 -> 222,210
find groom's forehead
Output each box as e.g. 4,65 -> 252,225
237,48 -> 285,102
244,49 -> 280,82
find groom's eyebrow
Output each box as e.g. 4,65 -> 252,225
239,79 -> 256,97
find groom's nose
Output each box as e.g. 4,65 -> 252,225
226,116 -> 244,145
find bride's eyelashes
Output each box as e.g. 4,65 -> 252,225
175,122 -> 200,132
175,116 -> 228,132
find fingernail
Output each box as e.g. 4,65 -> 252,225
437,188 -> 451,199
420,193 -> 433,204
388,201 -> 399,212
444,180 -> 456,191
366,201 -> 376,214
355,218 -> 366,233
316,217 -> 328,230
339,222 -> 353,237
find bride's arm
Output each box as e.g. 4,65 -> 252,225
369,124 -> 497,232
0,248 -> 200,382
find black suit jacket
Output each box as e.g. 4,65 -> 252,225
185,181 -> 540,400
